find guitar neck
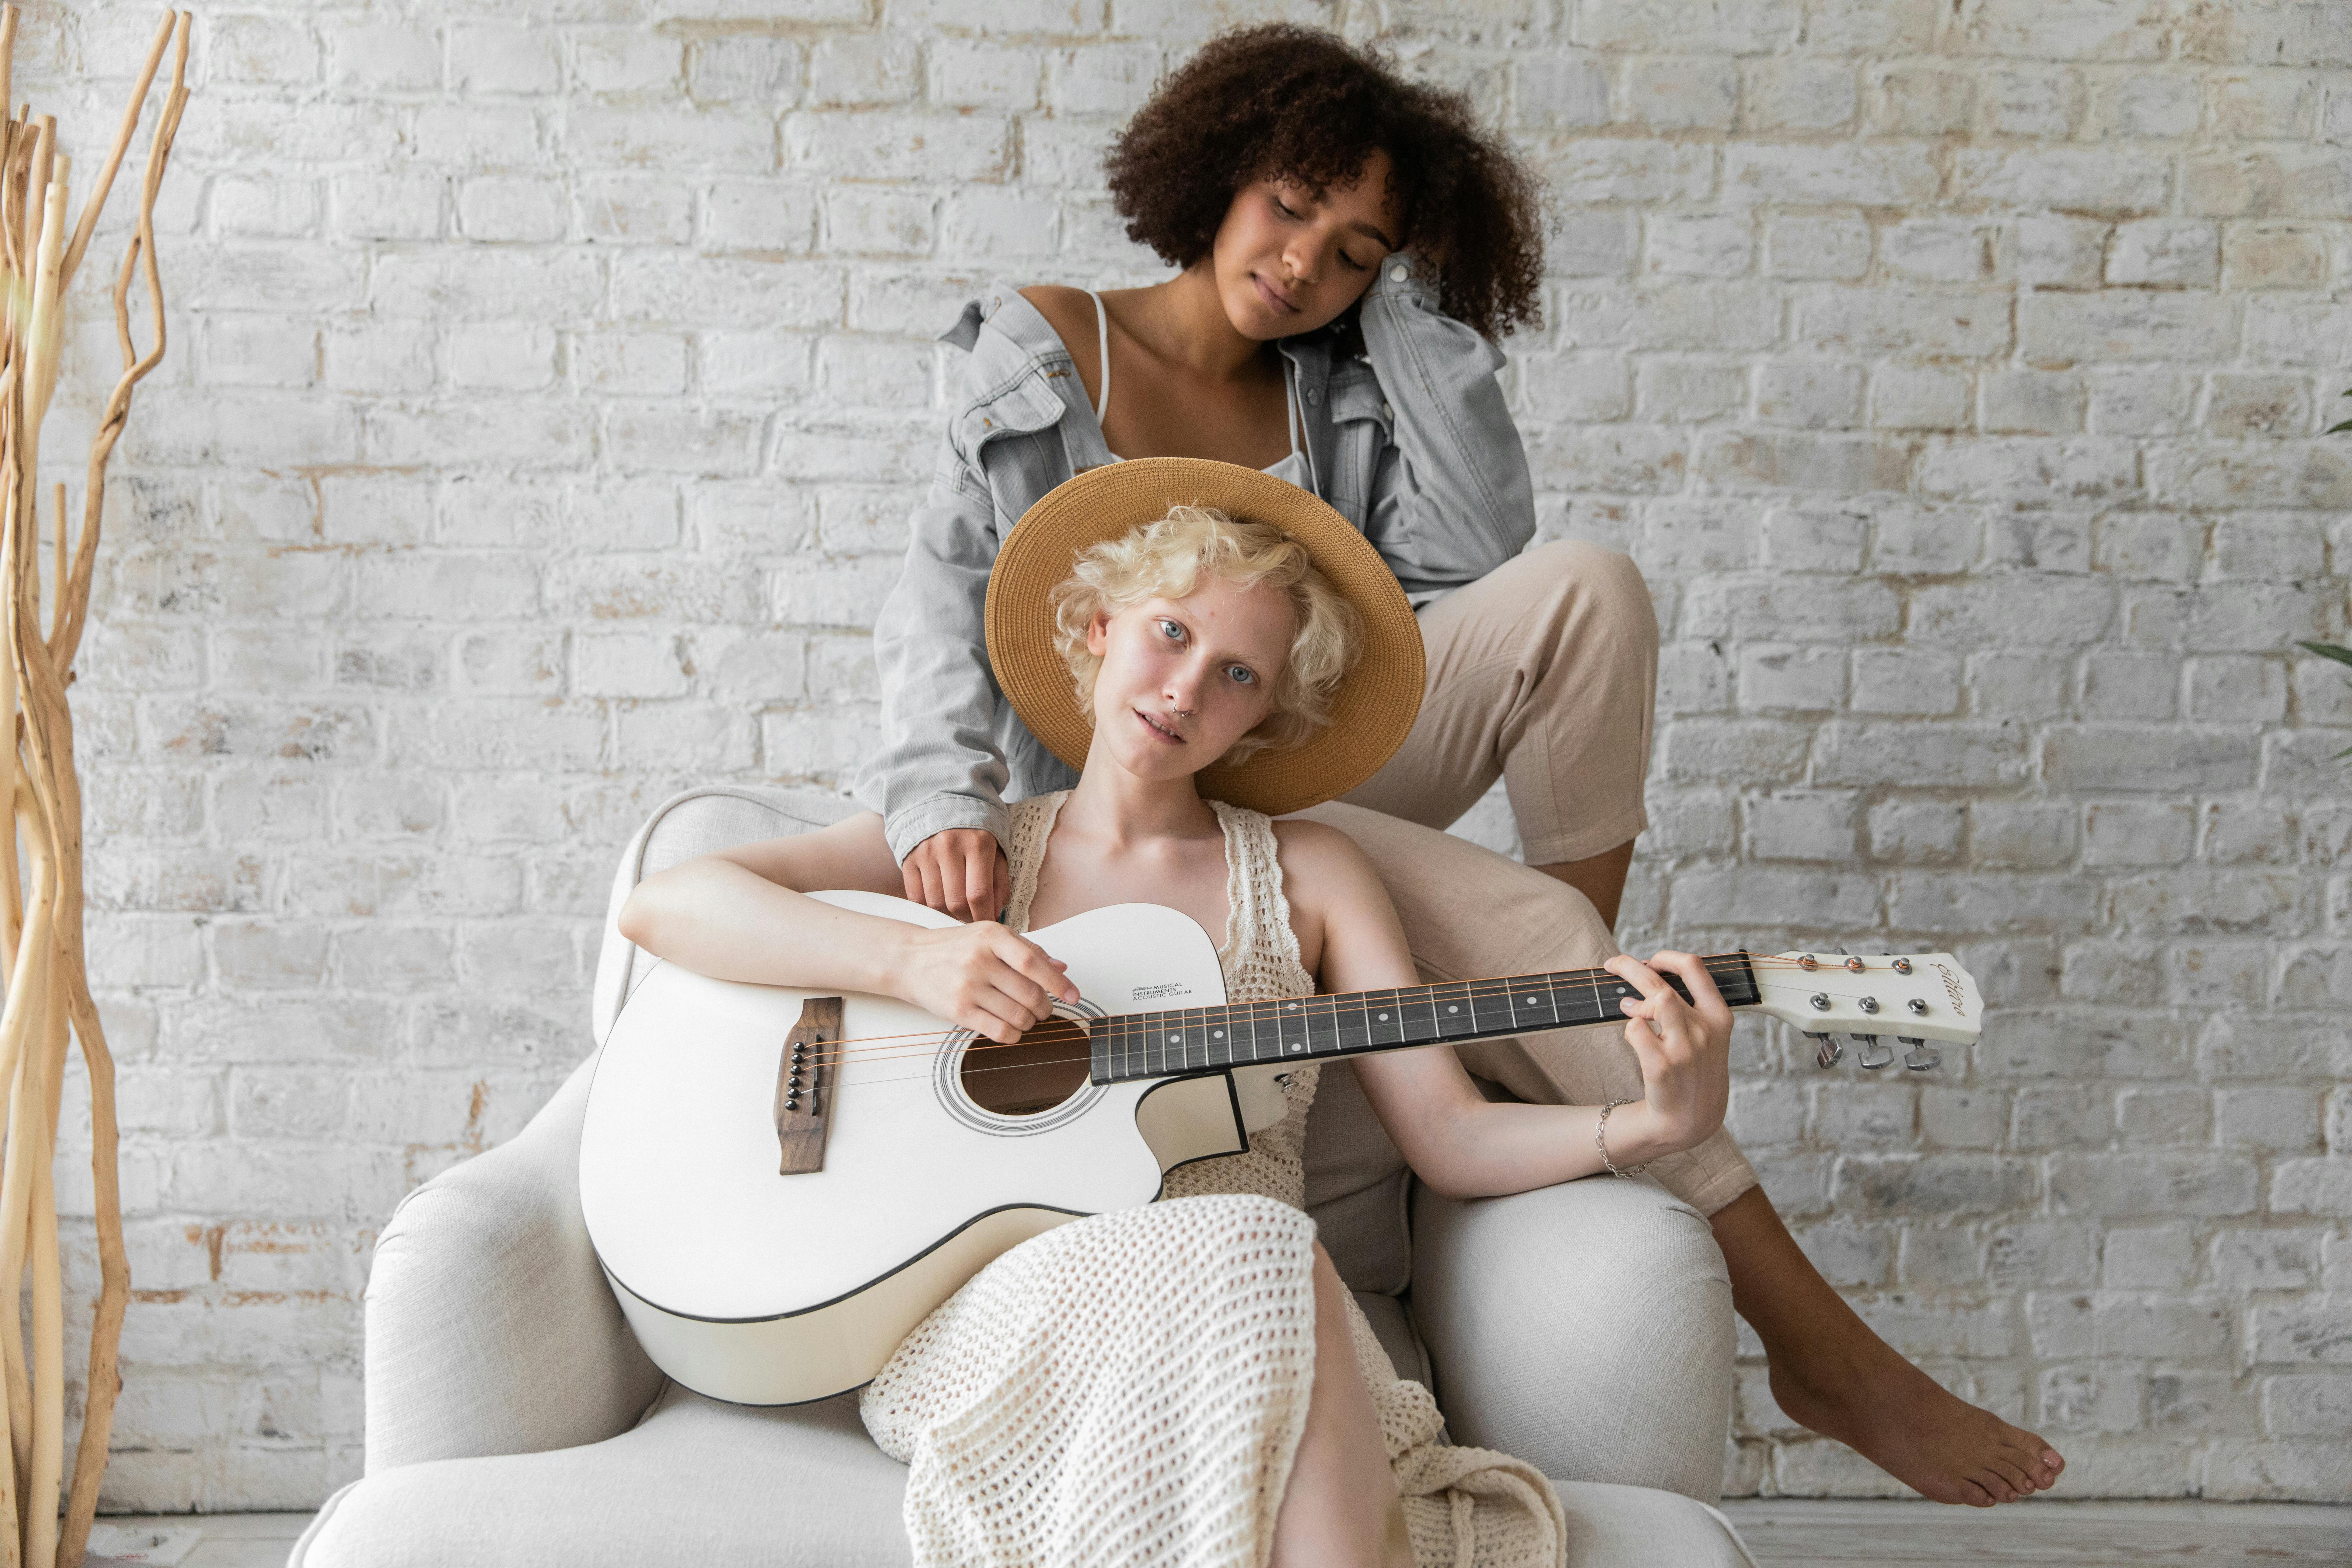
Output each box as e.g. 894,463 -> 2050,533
1086,953 -> 1762,1085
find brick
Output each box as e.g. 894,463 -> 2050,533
2184,147 -> 2352,219
1795,288 -> 2008,358
1953,148 -> 2166,212
786,112 -> 1011,183
1957,0 -> 2171,61
2272,1159 -> 2352,1218
1980,372 -> 2082,437
1756,362 -> 1861,428
690,35 -> 801,105
2248,1297 -> 2352,1363
1723,144 -> 1937,208
1869,366 -> 1971,432
807,35 -> 919,106
2028,1290 -> 2234,1357
1631,359 -> 1744,422
570,29 -> 682,96
2262,1374 -> 2352,1436
1745,792 -> 1856,861
1570,0 -> 1800,54
2106,220 -> 2220,288
2105,1225 -> 2195,1288
1533,143 -> 1722,207
1741,57 -> 1856,132
1646,214 -> 1751,278
451,24 -> 560,96
2087,70 -> 2202,138
2206,374 -> 2312,439
1867,800 -> 1964,863
1620,57 -> 1737,131
2222,223 -> 2330,290
575,176 -> 692,244
2046,729 -> 2256,792
930,42 -> 1042,110
2212,71 -> 2318,138
1761,216 -> 1870,280
324,21 -> 440,91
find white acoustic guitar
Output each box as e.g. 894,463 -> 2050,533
579,892 -> 1981,1406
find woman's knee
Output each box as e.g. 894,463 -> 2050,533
1518,540 -> 1658,646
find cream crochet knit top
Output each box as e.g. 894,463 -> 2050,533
1002,789 -> 1323,1208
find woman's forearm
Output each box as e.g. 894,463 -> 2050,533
1406,1094 -> 1682,1202
618,858 -> 911,998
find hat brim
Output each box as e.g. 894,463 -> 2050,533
985,458 -> 1425,817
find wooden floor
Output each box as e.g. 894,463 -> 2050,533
80,1500 -> 2352,1566
1718,1499 -> 2352,1566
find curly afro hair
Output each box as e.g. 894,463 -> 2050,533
1104,24 -> 1545,343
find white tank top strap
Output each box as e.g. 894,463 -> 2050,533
1084,289 -> 1112,425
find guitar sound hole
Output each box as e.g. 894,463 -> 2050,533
960,1016 -> 1092,1117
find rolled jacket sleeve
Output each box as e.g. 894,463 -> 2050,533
1357,260 -> 1536,600
858,449 -> 1014,865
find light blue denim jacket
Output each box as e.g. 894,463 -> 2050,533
856,263 -> 1535,863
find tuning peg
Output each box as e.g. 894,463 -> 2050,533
1898,1036 -> 1940,1072
1806,1031 -> 1841,1069
1855,1034 -> 1894,1070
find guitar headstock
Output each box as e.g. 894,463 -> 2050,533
1748,951 -> 1980,1071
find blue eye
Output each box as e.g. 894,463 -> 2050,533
1227,665 -> 1256,685
1157,619 -> 1184,642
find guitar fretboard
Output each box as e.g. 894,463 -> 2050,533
1086,955 -> 1762,1085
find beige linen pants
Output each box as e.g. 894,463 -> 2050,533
1304,541 -> 1756,1216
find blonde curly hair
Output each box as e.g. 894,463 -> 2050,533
1048,505 -> 1363,764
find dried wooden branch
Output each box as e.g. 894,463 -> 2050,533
0,10 -> 191,1565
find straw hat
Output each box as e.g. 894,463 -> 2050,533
984,457 -> 1425,816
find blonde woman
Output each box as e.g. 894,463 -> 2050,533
624,470 -> 1741,1564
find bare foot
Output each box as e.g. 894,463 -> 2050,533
1768,1346 -> 2065,1507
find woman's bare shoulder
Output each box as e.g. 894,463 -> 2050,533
1018,285 -> 1097,388
1269,817 -> 1384,901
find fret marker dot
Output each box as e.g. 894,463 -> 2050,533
1447,1005 -> 1459,1014
1378,1012 -> 1389,1021
1212,1030 -> 1223,1039
1287,1002 -> 1298,1010
1526,996 -> 1537,1004
1168,1034 -> 1180,1043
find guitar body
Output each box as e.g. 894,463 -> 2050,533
579,892 -> 1289,1406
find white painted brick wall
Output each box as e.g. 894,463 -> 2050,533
13,0 -> 2351,1511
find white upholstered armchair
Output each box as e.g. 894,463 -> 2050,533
290,785 -> 1757,1567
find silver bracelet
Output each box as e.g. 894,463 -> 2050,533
1597,1098 -> 1647,1179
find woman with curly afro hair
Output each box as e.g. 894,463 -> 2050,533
856,19 -> 2064,1555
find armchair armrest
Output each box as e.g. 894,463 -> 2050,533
1410,1176 -> 1735,1504
362,1060 -> 664,1473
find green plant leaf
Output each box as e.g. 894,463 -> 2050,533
2298,640 -> 2352,667
2329,418 -> 2352,435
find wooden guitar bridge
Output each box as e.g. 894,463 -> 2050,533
775,996 -> 841,1175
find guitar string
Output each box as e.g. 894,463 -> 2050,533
766,953 -> 1918,1074
734,945 -> 1891,1067
771,955 -> 1894,1073
750,951 -> 1843,1057
774,954 -> 1771,1069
